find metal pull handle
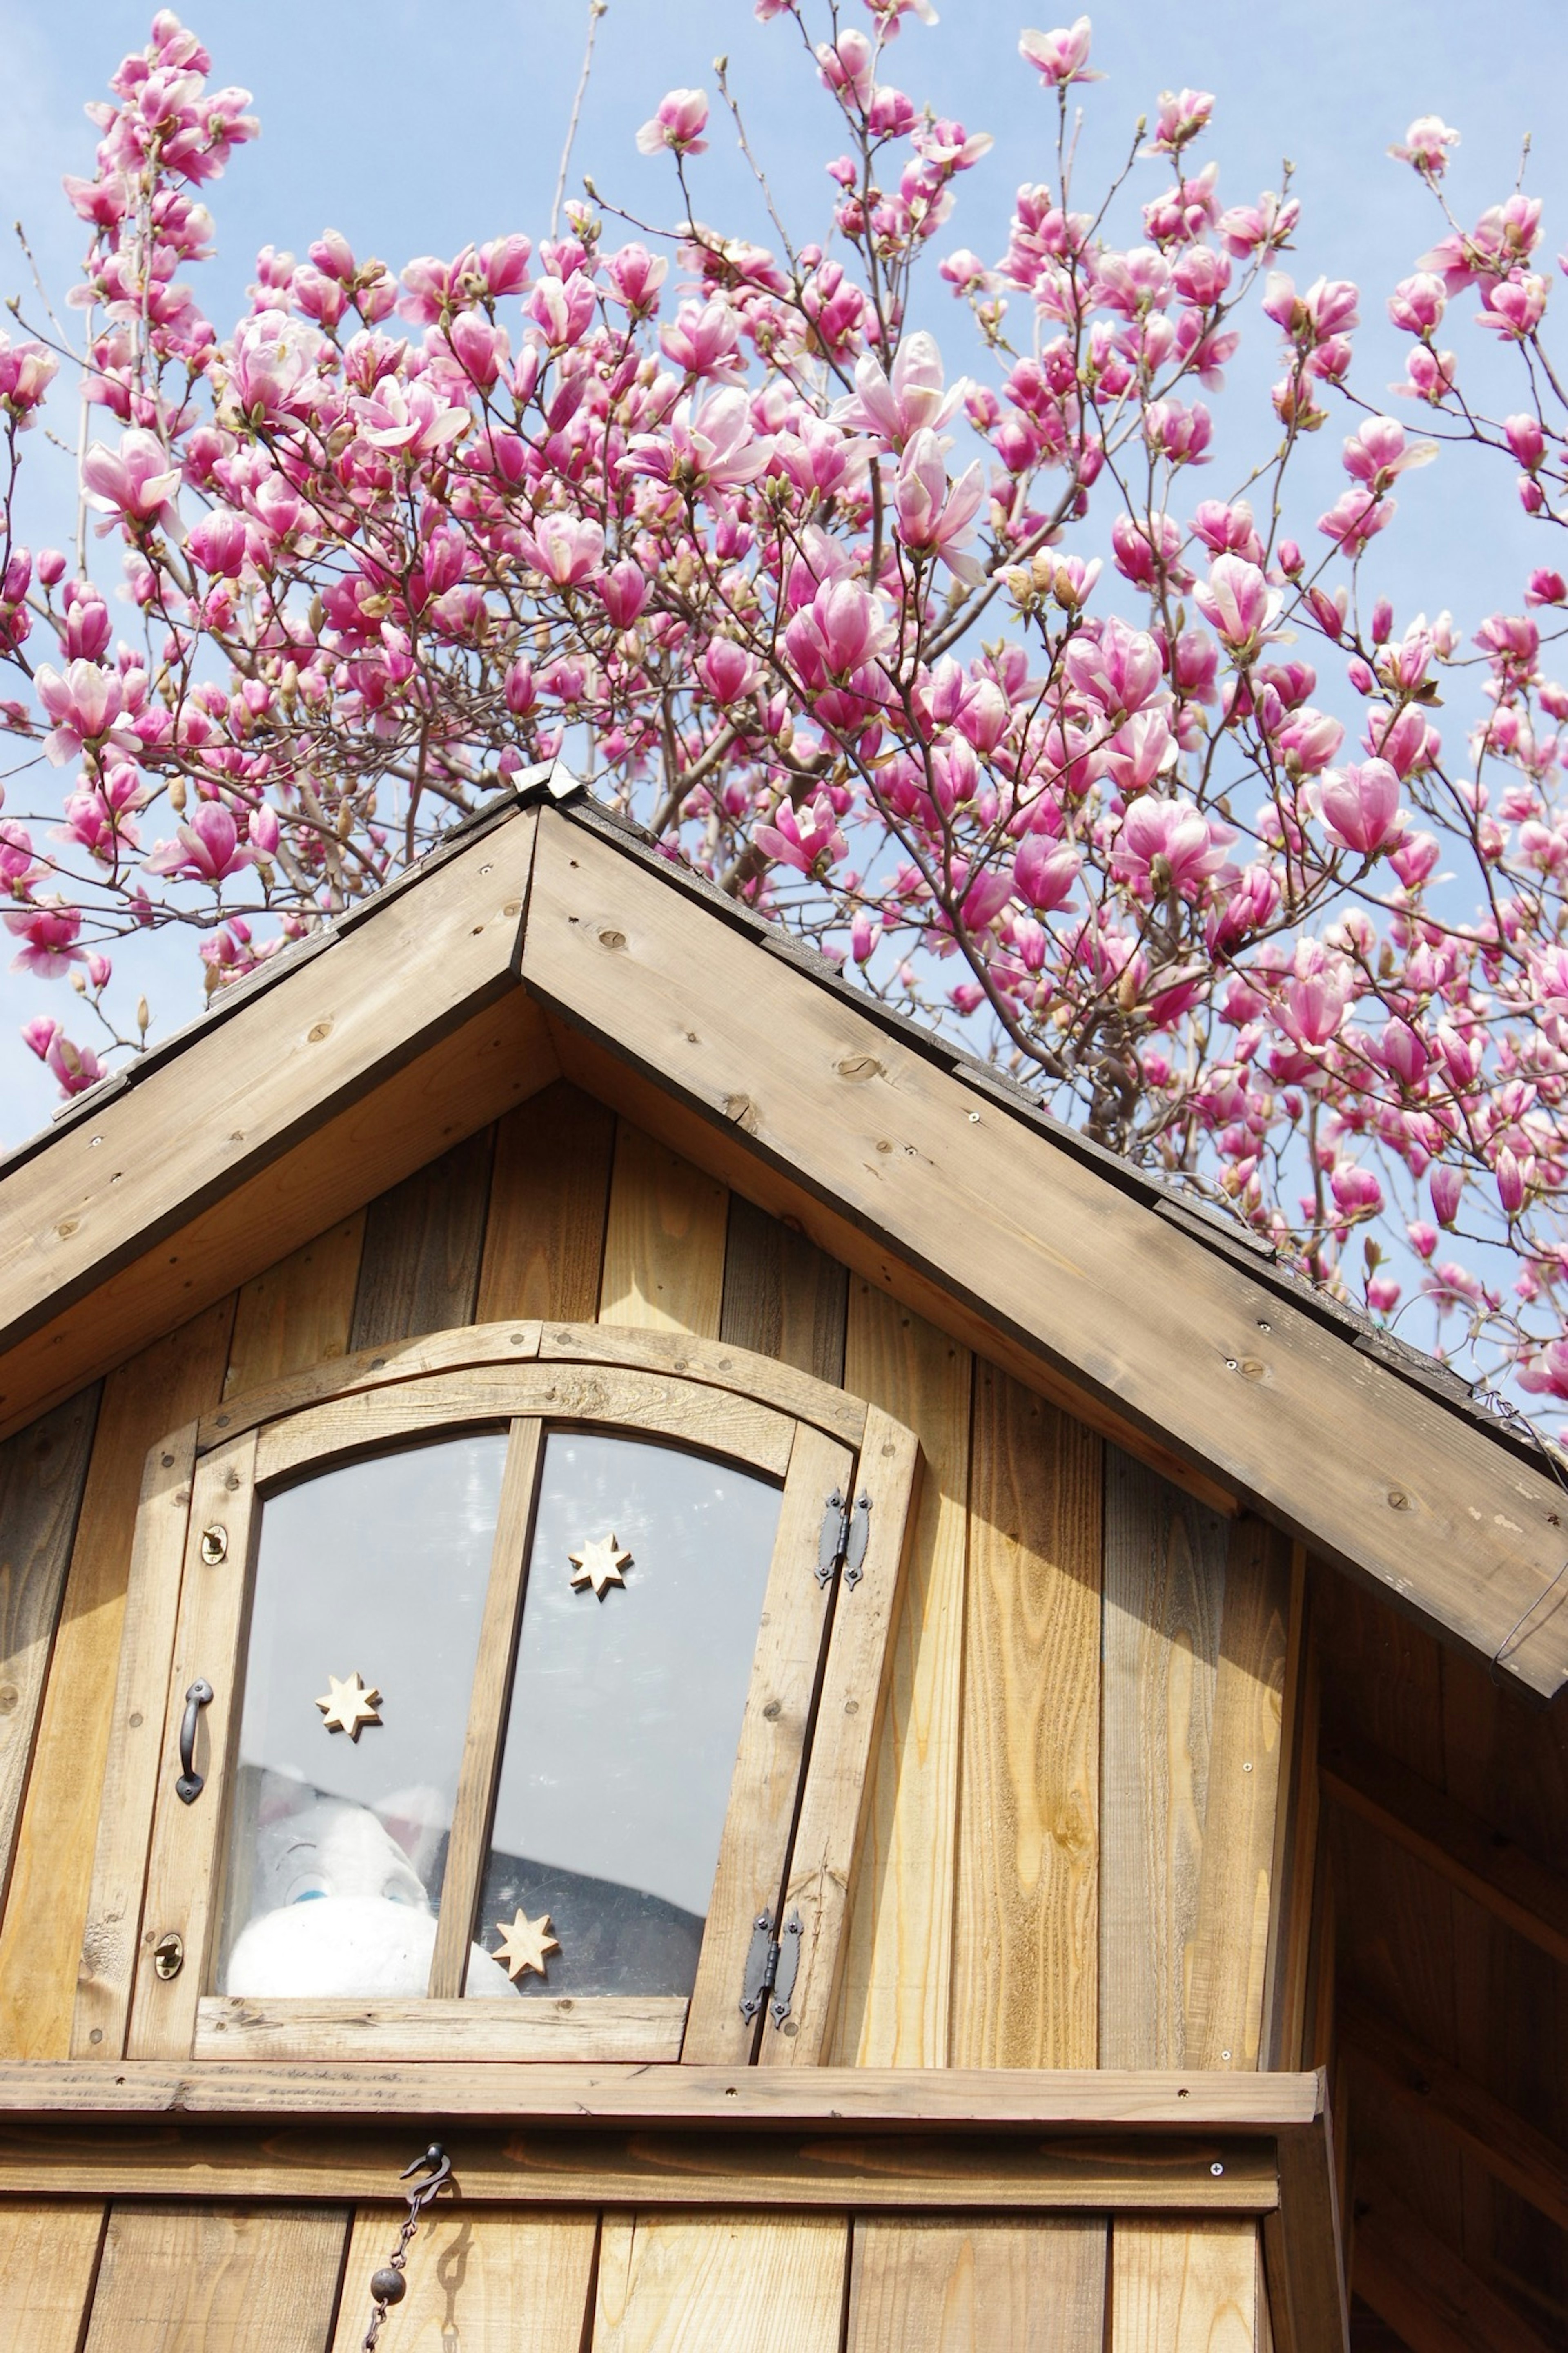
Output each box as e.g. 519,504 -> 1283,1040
175,1679 -> 214,1804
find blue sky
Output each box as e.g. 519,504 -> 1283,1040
0,0 -> 1562,1145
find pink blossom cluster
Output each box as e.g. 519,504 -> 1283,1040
4,7 -> 1568,1418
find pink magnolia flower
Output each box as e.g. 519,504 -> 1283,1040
1330,1163 -> 1383,1219
1111,798 -> 1229,896
1341,416 -> 1437,490
82,428 -> 180,534
1379,1017 -> 1428,1091
698,640 -> 759,703
24,1017 -> 104,1095
33,659 -> 128,764
1281,970 -> 1347,1048
1316,761 -> 1402,858
1494,1144 -> 1533,1215
143,800 -> 255,883
755,791 -> 846,875
1015,834 -> 1081,912
354,378 -> 470,458
1388,116 -> 1459,177
627,388 -> 773,491
835,330 -> 966,447
597,560 -> 649,629
516,514 -> 606,586
636,88 -> 709,156
893,429 -> 986,582
1145,89 -> 1214,157
1018,19 -> 1102,88
5,899 -> 83,977
1192,554 -> 1281,661
1517,1341 -> 1568,1402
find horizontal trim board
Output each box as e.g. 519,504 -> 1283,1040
194,1996 -> 689,2065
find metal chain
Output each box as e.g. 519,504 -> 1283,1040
360,2143 -> 452,2350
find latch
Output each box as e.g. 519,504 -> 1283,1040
739,1907 -> 803,2028
817,1489 -> 872,1589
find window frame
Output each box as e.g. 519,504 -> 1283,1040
74,1321 -> 920,2072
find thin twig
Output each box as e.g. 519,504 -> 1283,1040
552,0 -> 608,238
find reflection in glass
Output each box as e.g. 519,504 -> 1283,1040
217,1432 -> 517,2001
469,1432 -> 782,1999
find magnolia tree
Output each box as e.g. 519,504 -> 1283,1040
3,5 -> 1568,1417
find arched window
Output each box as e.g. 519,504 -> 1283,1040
78,1323 -> 920,2069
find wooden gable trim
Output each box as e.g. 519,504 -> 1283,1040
520,808 -> 1568,1701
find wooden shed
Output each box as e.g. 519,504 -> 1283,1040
0,770 -> 1563,2352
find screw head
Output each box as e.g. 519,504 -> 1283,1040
1210,2161 -> 1225,2177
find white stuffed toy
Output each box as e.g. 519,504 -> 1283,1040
223,1793 -> 519,1999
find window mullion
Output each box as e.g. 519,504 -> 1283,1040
427,1416 -> 543,1999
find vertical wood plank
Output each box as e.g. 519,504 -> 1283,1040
478,1081 -> 616,1325
0,1388 -> 100,1922
0,2199 -> 106,2351
597,1124 -> 726,1338
82,2201 -> 349,2352
720,1195 -> 848,1385
1110,2221 -> 1256,2353
223,1214 -> 365,1398
1100,1449 -> 1229,2068
0,1298 -> 234,2060
1263,1558 -> 1319,2072
831,1283 -> 971,2068
349,1128 -> 495,1350
1186,1515 -> 1292,2070
846,2217 -> 1106,2352
330,2205 -> 598,2353
953,1365 -> 1101,2070
590,2212 -> 846,2353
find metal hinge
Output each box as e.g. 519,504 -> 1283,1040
816,1488 -> 873,1589
739,1908 -> 803,2027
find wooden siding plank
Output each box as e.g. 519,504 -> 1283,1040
1261,2119 -> 1349,2353
953,1365 -> 1100,2070
590,2212 -> 847,2353
0,1389 -> 99,1923
479,1079 -> 616,1324
845,2216 -> 1105,2352
1100,1450 -> 1229,2068
598,1124 -> 726,1337
683,1421 -> 851,2068
523,812 -> 1568,1698
831,1284 -> 971,2067
0,1300 -> 234,2059
0,2199 -> 105,2352
330,2205 -> 598,2353
762,1406 -> 922,2069
1186,1517 -> 1292,2070
82,2201 -> 349,2352
194,1995 -> 687,2063
720,1195 -> 848,1386
223,1215 -> 364,1398
1111,2220 -> 1258,2353
349,1128 -> 494,1349
70,1421 -> 200,2060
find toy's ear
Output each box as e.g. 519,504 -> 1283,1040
256,1768 -> 315,1827
376,1784 -> 445,1883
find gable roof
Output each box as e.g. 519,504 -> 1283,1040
2,770 -> 1566,1699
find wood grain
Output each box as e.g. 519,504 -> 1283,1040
330,2205 -> 597,2353
720,1195 -> 848,1385
591,2212 -> 847,2353
845,2216 -> 1106,2352
193,1995 -> 688,2063
0,1299 -> 234,2060
683,1421 -> 851,2067
350,1127 -> 494,1349
764,1407 -> 922,2069
1262,2120 -> 1348,2353
598,1124 -> 726,1337
252,1365 -> 796,1485
1352,2177 -> 1554,2353
0,2199 -> 105,2352
127,1432 -> 259,2060
478,1079 -> 616,1323
0,812 -> 547,1441
71,1421 -> 200,2060
833,1284 -> 971,2068
81,2201 -> 349,2352
1186,1516 -> 1291,2070
223,1215 -> 365,1398
524,813 -> 1568,1697
0,1389 -> 98,1923
538,1320 -> 864,1446
954,1365 -> 1101,2070
1100,1450 -> 1229,2068
1111,2220 -> 1258,2352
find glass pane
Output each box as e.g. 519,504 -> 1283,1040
468,1432 -> 782,2001
217,1431 -> 509,2001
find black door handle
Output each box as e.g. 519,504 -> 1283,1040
175,1679 -> 214,1804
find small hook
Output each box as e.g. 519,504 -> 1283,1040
399,2142 -> 451,2214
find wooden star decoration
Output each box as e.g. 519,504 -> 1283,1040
568,1531 -> 632,1599
493,1908 -> 561,1981
315,1670 -> 382,1740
